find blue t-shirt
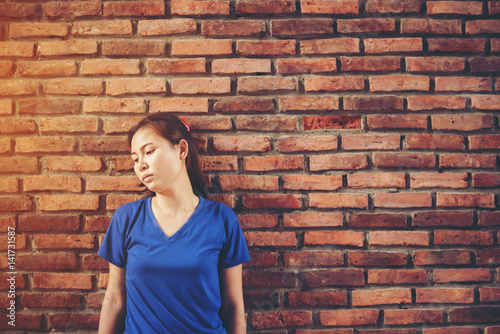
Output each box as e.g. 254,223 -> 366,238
98,196 -> 251,334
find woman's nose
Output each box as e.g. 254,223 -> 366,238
139,160 -> 148,170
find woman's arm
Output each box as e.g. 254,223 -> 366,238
220,264 -> 246,334
98,263 -> 126,334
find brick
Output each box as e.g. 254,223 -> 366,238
343,134 -> 400,150
214,59 -> 270,75
304,231 -> 364,247
348,172 -> 405,188
102,40 -> 165,56
353,289 -> 412,306
435,230 -> 493,246
242,194 -> 302,209
237,115 -> 297,132
150,98 -> 208,113
310,193 -> 368,209
218,175 -> 278,191
16,137 -> 76,154
470,134 -> 500,150
320,309 -> 379,326
304,116 -> 361,130
349,251 -> 408,267
473,173 -> 500,188
434,269 -> 491,283
407,57 -> 464,73
278,135 -> 338,152
280,96 -> 339,112
39,195 -> 99,211
0,178 -> 17,193
385,309 -> 443,325
140,20 -> 196,37
19,98 -> 81,115
470,57 -> 500,73
283,175 -> 342,191
0,138 -> 10,154
424,328 -> 479,334
369,231 -> 429,246
285,251 -> 344,267
0,118 -> 35,134
82,254 -> 109,271
171,0 -> 229,15
428,38 -> 485,53
18,215 -> 80,232
82,59 -> 140,76
48,313 -> 100,330
236,0 -> 296,15
341,56 -> 400,72
21,293 -> 80,308
277,58 -> 337,74
214,136 -> 271,152
244,155 -> 303,171
471,95 -> 500,110
238,214 -> 278,229
486,327 -> 500,334
450,307 -> 500,323
245,252 -> 278,268
348,213 -> 407,228
368,114 -> 427,129
283,212 -> 343,228
0,157 -> 38,174
17,253 -> 77,271
366,0 -> 422,13
24,175 -> 82,193
303,269 -> 365,288
0,42 -> 34,57
407,133 -> 464,150
439,153 -> 496,169
38,40 -> 97,57
491,1 -> 500,14
243,231 -> 296,247
237,40 -> 295,56
476,249 -> 500,265
9,22 -> 68,38
172,39 -> 232,56
427,1 -> 483,15
466,20 -> 500,34
148,59 -> 205,75
373,152 -> 436,168
102,114 -> 143,134
182,116 -> 232,131
0,234 -> 27,250
272,19 -> 333,36
494,39 -> 500,52
344,96 -> 404,111
300,38 -> 360,54
214,97 -> 273,113
73,20 -> 132,36
106,195 -> 145,211
0,100 -> 13,115
87,176 -> 142,192
411,173 -> 467,189
370,75 -> 429,92
480,287 -> 500,302
33,272 -> 92,290
45,78 -> 102,95
374,193 -> 432,208
202,20 -> 265,37
300,0 -> 359,14
288,291 -> 347,307
112,156 -> 134,172
435,77 -> 492,92
172,77 -> 230,95
432,114 -> 494,131
46,156 -> 103,172
17,60 -> 76,77
43,1 -> 102,18
103,0 -> 164,17
437,193 -> 495,208
401,19 -> 461,34
364,38 -> 423,54
40,116 -> 98,134
85,216 -> 111,232
305,76 -> 364,92
0,80 -> 38,96
106,78 -> 165,96
310,153 -> 368,171
252,311 -> 311,329
244,290 -> 280,309
338,18 -> 395,33
0,314 -> 40,330
414,250 -> 471,266
0,3 -> 38,18
200,156 -> 237,171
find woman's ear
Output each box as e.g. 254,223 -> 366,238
178,139 -> 189,160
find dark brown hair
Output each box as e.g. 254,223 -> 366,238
128,114 -> 207,198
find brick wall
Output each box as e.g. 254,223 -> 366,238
1,0 -> 499,332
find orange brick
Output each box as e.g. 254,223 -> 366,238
300,38 -> 360,54
407,133 -> 465,150
39,195 -> 99,211
18,98 -> 81,115
0,118 -> 35,134
304,230 -> 364,247
138,18 -> 196,36
40,116 -> 98,133
364,37 -> 423,54
0,157 -> 38,174
16,137 -> 76,153
0,61 -> 13,77
310,154 -> 368,171
305,76 -> 364,92
410,172 -> 468,189
0,178 -> 18,193
0,138 -> 10,154
406,56 -> 465,72
343,134 -> 400,150
85,216 -> 112,232
23,175 -> 82,192
238,214 -> 277,229
244,155 -> 304,172
150,98 -> 209,113
46,156 -> 102,172
87,176 -> 142,192
278,135 -> 338,152
283,175 -> 342,191
370,75 -> 430,92
0,100 -> 13,115
182,116 -> 232,130
218,175 -> 278,191
272,18 -> 333,36
368,114 -> 427,129
320,309 -> 379,327
374,193 -> 432,208
17,60 -> 76,77
366,0 -> 422,13
17,253 -> 77,271
408,96 -> 466,111
102,40 -> 165,56
368,269 -> 427,284
33,273 -> 92,290
238,75 -> 297,93
310,193 -> 368,209
73,20 -> 132,36
18,215 -> 80,232
44,78 -> 102,95
103,116 -> 146,135
172,39 -> 232,56
369,231 -> 430,246
236,0 -> 296,14
38,40 -> 97,56
288,291 -> 347,307
435,76 -> 492,92
373,152 -> 436,168
148,58 -> 206,74
214,97 -> 274,113
0,42 -> 35,57
353,289 -> 412,306
171,77 -> 231,95
300,0 -> 359,14
212,59 -> 271,74
413,249 -> 471,266
244,231 -> 296,247
9,22 -> 68,38
427,1 -> 483,15
348,250 -> 408,266
237,40 -> 295,56
82,59 -> 140,75
283,212 -> 343,228
341,56 -> 400,72
106,194 -> 145,211
348,172 -> 405,189
304,115 -> 361,130
103,0 -> 165,17
213,136 -> 271,152
106,78 -> 166,96
471,95 -> 500,110
43,1 -> 102,18
277,58 -> 337,74
437,193 -> 495,208
0,2 -> 38,18
237,115 -> 297,132
439,153 -> 496,169
0,80 -> 38,96
200,156 -> 238,171
85,98 -> 144,114
171,0 -> 229,15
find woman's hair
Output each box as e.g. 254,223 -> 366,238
128,114 -> 207,198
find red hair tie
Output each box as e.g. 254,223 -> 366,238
179,117 -> 190,132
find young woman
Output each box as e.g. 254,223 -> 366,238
98,114 -> 250,333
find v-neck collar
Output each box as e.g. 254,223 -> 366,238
146,196 -> 204,244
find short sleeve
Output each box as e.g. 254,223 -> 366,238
98,209 -> 127,268
219,208 -> 251,268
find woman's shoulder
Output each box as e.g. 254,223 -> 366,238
202,197 -> 237,220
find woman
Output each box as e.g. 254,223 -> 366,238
98,114 -> 250,333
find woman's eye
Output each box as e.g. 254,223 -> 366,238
146,150 -> 154,155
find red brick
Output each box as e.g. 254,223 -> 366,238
0,314 -> 41,330
370,75 -> 429,92
413,250 -> 471,266
0,100 -> 13,115
470,57 -> 500,73
310,153 -> 368,171
141,19 -> 197,37
344,96 -> 404,111
385,309 -> 443,325
277,58 -> 337,74
369,231 -> 429,246
238,40 -> 295,56
48,313 -> 100,330
374,193 -> 432,208
238,76 -> 297,94
353,288 -> 412,306
364,38 -> 423,54
366,0 -> 422,13
38,40 -> 97,57
102,116 -> 142,135
288,291 -> 347,307
435,77 -> 492,92
238,214 -> 278,229
19,215 -> 79,232
16,137 -> 76,154
0,80 -> 37,96
471,95 -> 500,110
303,269 -> 365,288
343,134 -> 400,150
424,328 -> 479,334
0,3 -> 38,18
200,156 -> 237,171
87,176 -> 141,192
33,234 -> 94,250
33,273 -> 92,290
41,116 -> 98,134
17,60 -> 76,77
172,0 -> 229,15
348,213 -> 407,228
45,78 -> 102,95
0,234 -> 27,250
183,116 -> 232,131
102,40 -> 165,56
19,99 -> 81,115
244,231 -> 296,247
470,134 -> 500,150
0,157 -> 38,174
23,175 -> 82,193
409,96 -> 466,111
244,155 -> 303,172
427,1 -> 483,15
39,195 -> 99,211
202,20 -> 264,37
434,269 -> 491,283
338,18 -> 395,33
473,173 -> 500,188
284,251 -> 344,267
242,194 -> 302,209
214,97 -> 273,113
401,19 -> 461,34
236,0 -> 296,15
85,216 -> 111,232
106,195 -> 145,211
9,22 -> 68,38
435,230 -> 493,246
0,178 -> 17,193
283,212 -> 343,228
466,20 -> 500,34
476,249 -> 500,265
0,138 -> 10,154
305,76 -> 364,92
304,231 -> 364,247
407,133 -> 464,150
283,175 -> 343,191
437,193 -> 495,208
300,0 -> 359,14
106,78 -> 165,96
245,252 -> 278,268
73,20 -> 132,36
172,77 -> 230,95
17,253 -> 77,270
218,175 -> 278,191
281,96 -> 339,112
252,311 -> 311,329
43,1 -> 102,18
300,38 -> 360,54
0,42 -> 34,58
486,327 -> 500,334
349,251 -> 408,267
411,173 -> 467,189
82,59 -> 140,76
428,38 -> 485,52
148,58 -> 205,75
150,98 -> 209,113
320,309 -> 379,326
310,193 -> 368,209
244,290 -> 281,309
480,287 -> 500,302
103,0 -> 164,17
373,152 -> 436,168
368,114 -> 427,130
237,115 -> 297,132
0,118 -> 35,134
272,19 -> 333,36
341,56 -> 400,72
46,156 -> 102,172
214,136 -> 271,152
439,153 -> 496,169
491,1 -> 500,14
432,114 -> 494,131
450,307 -> 500,323
278,135 -> 338,152
82,254 -> 109,271
21,293 -> 80,308
213,59 -> 270,74
304,116 -> 361,130
172,39 -> 232,56
348,172 -> 405,189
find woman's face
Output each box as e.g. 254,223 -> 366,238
130,126 -> 186,194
